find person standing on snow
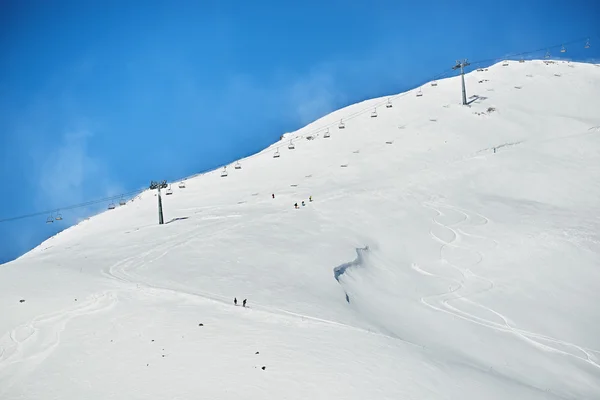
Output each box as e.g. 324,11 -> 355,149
294,203 -> 298,209
234,298 -> 237,306
243,299 -> 247,307
309,196 -> 312,202
272,193 -> 275,199
301,201 -> 305,207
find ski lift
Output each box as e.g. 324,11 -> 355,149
166,184 -> 173,195
221,166 -> 228,177
386,98 -> 392,108
119,197 -> 126,206
545,50 -> 551,59
55,212 -> 63,221
273,149 -> 280,158
46,214 -> 54,224
519,58 -> 525,63
338,119 -> 345,129
234,161 -> 242,170
108,202 -> 116,210
585,39 -> 591,49
431,80 -> 438,87
560,45 -> 566,53
178,181 -> 186,188
371,108 -> 378,118
416,88 -> 423,97
324,128 -> 330,138
288,140 -> 295,150
502,60 -> 509,66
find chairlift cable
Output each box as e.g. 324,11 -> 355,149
0,36 -> 594,224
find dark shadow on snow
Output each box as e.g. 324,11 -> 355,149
165,216 -> 190,224
333,246 -> 369,303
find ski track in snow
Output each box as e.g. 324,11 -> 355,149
418,202 -> 600,369
0,291 -> 117,395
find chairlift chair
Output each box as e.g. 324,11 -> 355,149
178,181 -> 186,188
55,212 -> 63,221
371,108 -> 378,118
545,50 -> 551,59
386,98 -> 392,108
502,61 -> 509,66
519,58 -> 525,63
108,203 -> 116,210
46,215 -> 54,224
166,185 -> 173,195
431,80 -> 438,87
119,198 -> 126,206
221,167 -> 228,177
288,140 -> 295,150
323,128 -> 330,138
560,45 -> 566,53
234,162 -> 242,170
416,88 -> 423,97
338,119 -> 345,129
585,39 -> 591,49
273,149 -> 280,158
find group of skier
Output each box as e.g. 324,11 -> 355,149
270,192 -> 314,209
233,297 -> 247,307
294,196 -> 313,209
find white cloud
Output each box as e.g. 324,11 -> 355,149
34,129 -> 123,221
285,66 -> 344,125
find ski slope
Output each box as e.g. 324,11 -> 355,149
1,60 -> 600,399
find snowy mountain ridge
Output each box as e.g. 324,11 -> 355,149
1,59 -> 600,399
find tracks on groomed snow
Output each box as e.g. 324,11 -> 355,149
0,291 -> 118,395
417,202 -> 600,369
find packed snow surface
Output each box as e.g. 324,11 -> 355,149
2,60 -> 600,399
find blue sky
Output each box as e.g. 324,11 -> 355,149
1,0 -> 599,263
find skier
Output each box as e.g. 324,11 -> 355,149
243,299 -> 247,308
309,196 -> 312,202
294,203 -> 299,209
234,297 -> 237,306
272,193 -> 275,199
301,201 -> 305,207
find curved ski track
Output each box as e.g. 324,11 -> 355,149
0,291 -> 117,395
415,202 -> 600,369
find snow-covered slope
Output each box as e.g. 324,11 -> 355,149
2,60 -> 600,399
